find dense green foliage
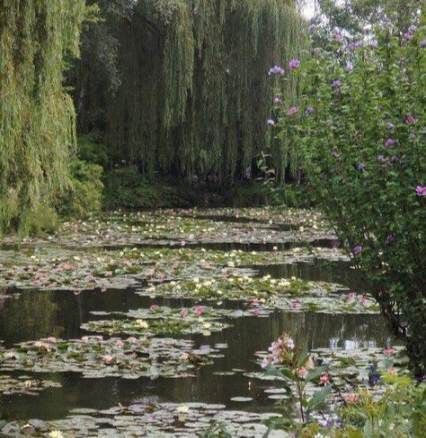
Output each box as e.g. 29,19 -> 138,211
277,12 -> 425,372
75,0 -> 307,185
0,0 -> 88,234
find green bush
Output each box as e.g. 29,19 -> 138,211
59,159 -> 104,218
104,166 -> 194,209
275,17 -> 425,372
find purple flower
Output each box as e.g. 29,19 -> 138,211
384,138 -> 397,148
405,114 -> 416,125
286,106 -> 299,116
352,245 -> 363,256
305,106 -> 314,115
385,234 -> 396,245
347,41 -> 362,51
268,65 -> 285,76
273,95 -> 282,104
333,30 -> 344,43
345,61 -> 354,72
266,119 -> 276,127
377,155 -> 386,162
288,58 -> 301,70
356,163 -> 365,172
416,185 -> 426,197
332,79 -> 342,89
420,39 -> 426,48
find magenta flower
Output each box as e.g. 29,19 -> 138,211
405,114 -> 416,125
268,65 -> 285,76
416,185 -> 426,197
352,245 -> 363,256
384,138 -> 396,148
288,58 -> 300,70
267,118 -> 276,127
286,106 -> 299,116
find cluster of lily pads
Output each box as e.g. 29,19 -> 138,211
0,374 -> 61,397
0,400 -> 280,437
0,240 -> 350,292
0,335 -> 221,379
138,276 -> 379,314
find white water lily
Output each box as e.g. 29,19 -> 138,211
135,319 -> 149,329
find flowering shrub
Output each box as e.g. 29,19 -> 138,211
273,17 -> 425,374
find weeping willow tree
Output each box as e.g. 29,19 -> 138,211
90,0 -> 307,184
0,0 -> 87,233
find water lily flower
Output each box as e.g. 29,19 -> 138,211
180,308 -> 189,318
268,65 -> 285,76
383,347 -> 396,356
305,106 -> 314,115
288,58 -> 300,70
345,61 -> 353,72
415,185 -> 426,197
150,304 -> 160,312
386,122 -> 395,130
273,95 -> 283,104
135,319 -> 149,329
194,305 -> 205,317
286,106 -> 299,116
267,118 -> 276,127
102,355 -> 115,365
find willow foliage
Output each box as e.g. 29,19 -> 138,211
102,0 -> 307,183
0,0 -> 87,233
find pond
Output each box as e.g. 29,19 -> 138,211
0,208 -> 400,436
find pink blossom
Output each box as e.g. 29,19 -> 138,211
405,114 -> 416,125
320,373 -> 330,385
194,305 -> 205,317
415,185 -> 426,197
180,308 -> 189,318
150,304 -> 160,312
297,367 -> 308,379
343,393 -> 359,404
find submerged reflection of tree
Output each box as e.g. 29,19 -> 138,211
0,293 -> 60,343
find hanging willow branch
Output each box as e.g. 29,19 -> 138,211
101,0 -> 307,184
0,0 -> 87,233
